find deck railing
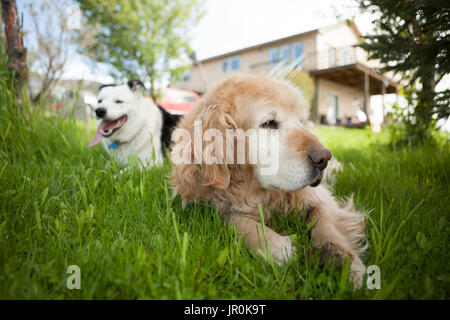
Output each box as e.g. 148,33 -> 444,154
251,46 -> 369,75
315,46 -> 359,70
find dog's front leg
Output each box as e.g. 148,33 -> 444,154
307,205 -> 366,289
225,212 -> 295,265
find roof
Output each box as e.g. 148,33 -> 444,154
197,21 -> 361,64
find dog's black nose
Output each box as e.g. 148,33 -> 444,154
95,107 -> 107,118
308,148 -> 332,171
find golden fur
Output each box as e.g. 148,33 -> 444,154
170,74 -> 368,288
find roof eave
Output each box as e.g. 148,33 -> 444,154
197,29 -> 319,64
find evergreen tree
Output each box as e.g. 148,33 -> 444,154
358,0 -> 450,138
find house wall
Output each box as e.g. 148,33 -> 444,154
315,24 -> 381,69
316,24 -> 359,69
250,33 -> 317,72
175,23 -> 384,123
176,33 -> 317,93
317,78 -> 364,123
315,23 -> 360,51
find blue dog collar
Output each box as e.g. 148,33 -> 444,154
108,142 -> 117,149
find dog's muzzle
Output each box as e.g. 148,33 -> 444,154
88,115 -> 128,147
95,107 -> 107,118
308,148 -> 331,187
309,170 -> 324,187
308,148 -> 332,171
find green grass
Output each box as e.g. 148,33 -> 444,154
0,68 -> 449,300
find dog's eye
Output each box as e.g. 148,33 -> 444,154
98,99 -> 102,104
115,100 -> 123,104
260,119 -> 279,129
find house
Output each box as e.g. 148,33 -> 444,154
174,22 -> 397,124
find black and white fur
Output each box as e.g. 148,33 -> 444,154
90,79 -> 181,167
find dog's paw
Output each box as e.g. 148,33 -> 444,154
349,257 -> 365,290
271,235 -> 296,266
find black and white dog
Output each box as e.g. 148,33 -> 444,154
88,79 -> 181,167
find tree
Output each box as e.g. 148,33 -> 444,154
0,4 -> 5,44
285,69 -> 315,117
25,0 -> 77,102
75,0 -> 203,100
1,0 -> 27,89
358,0 -> 450,139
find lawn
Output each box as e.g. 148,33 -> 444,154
0,70 -> 449,300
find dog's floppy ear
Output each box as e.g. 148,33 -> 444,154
198,104 -> 236,189
127,79 -> 145,93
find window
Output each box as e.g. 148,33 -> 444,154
269,47 -> 280,64
168,90 -> 198,103
269,42 -> 303,65
328,48 -> 337,67
327,92 -> 340,125
281,45 -> 291,61
222,61 -> 228,73
221,56 -> 241,73
182,95 -> 197,102
230,57 -> 240,71
293,41 -> 303,59
182,70 -> 191,82
341,49 -> 355,65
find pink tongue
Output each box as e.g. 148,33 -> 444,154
88,124 -> 105,147
88,120 -> 119,147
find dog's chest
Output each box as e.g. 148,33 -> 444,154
106,132 -> 163,166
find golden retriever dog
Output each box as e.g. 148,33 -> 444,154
170,74 -> 367,289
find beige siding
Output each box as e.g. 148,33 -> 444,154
176,33 -> 317,93
317,78 -> 364,123
251,33 -> 317,72
316,24 -> 359,51
315,24 -> 381,69
174,22 -> 391,122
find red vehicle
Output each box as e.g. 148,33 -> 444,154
152,87 -> 200,115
